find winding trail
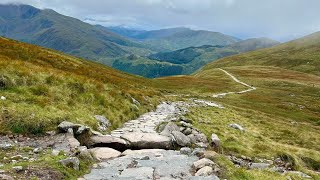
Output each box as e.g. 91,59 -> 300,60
213,68 -> 256,98
83,69 -> 256,180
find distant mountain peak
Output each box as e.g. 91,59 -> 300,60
0,4 -> 41,19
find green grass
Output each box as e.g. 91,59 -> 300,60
0,37 -> 162,134
0,148 -> 92,180
184,66 -> 320,179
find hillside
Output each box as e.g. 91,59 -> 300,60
0,37 -> 161,134
107,26 -> 240,51
204,32 -> 320,75
0,4 -> 150,60
1,38 -> 320,180
148,38 -> 279,74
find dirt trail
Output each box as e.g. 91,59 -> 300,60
212,68 -> 256,98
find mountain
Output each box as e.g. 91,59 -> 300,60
148,38 -> 280,74
204,32 -> 320,76
0,4 -> 151,60
227,37 -> 280,52
111,55 -> 185,78
107,26 -> 240,51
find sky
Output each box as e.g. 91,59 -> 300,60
1,0 -> 320,41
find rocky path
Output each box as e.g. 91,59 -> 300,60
213,68 -> 256,98
83,70 -> 257,179
110,102 -> 186,138
83,101 -> 221,180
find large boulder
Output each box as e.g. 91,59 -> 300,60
94,115 -> 111,131
171,131 -> 191,147
160,122 -> 180,136
121,133 -> 173,149
90,147 -> 121,161
87,135 -> 128,151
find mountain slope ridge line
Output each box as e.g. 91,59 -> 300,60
213,68 -> 256,98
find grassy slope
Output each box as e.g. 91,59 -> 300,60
204,32 -> 320,76
186,66 -> 320,179
0,37 -> 162,134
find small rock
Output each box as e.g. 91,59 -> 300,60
180,147 -> 192,155
78,146 -> 93,161
229,123 -> 245,131
193,158 -> 215,170
33,147 -> 43,154
183,128 -> 192,135
131,98 -> 140,106
195,133 -> 208,144
180,121 -> 193,128
195,166 -> 214,176
0,143 -> 14,150
59,157 -> 80,170
188,134 -> 197,144
249,163 -> 271,169
94,115 -> 111,131
90,147 -> 121,161
58,121 -> 81,132
12,166 -> 23,172
211,133 -> 220,148
171,131 -> 191,147
180,116 -> 192,123
0,96 -> 6,100
203,151 -> 219,160
192,148 -> 205,157
52,149 -> 60,156
160,122 -> 180,136
10,155 -> 23,160
76,126 -> 90,135
195,142 -> 208,148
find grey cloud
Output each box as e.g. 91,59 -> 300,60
1,0 -> 320,41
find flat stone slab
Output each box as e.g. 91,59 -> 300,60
88,135 -> 128,151
121,133 -> 173,149
90,147 -> 121,161
84,149 -> 199,180
119,167 -> 154,179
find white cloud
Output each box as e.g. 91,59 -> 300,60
1,0 -> 320,41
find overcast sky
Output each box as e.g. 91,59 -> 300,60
2,0 -> 320,41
